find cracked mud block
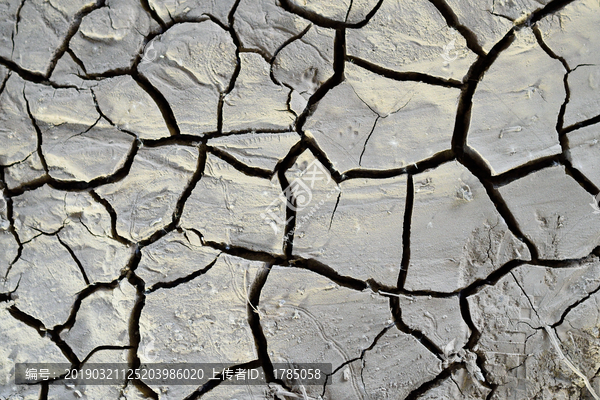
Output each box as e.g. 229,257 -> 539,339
92,76 -> 172,139
259,265 -> 394,399
234,0 -> 309,59
95,144 -> 199,242
11,184 -> 68,243
222,53 -> 295,132
4,234 -> 87,328
0,75 -> 38,167
468,259 -> 600,399
398,295 -> 470,352
137,230 -> 220,288
139,255 -> 261,399
26,83 -> 136,182
4,151 -> 46,190
180,153 -> 284,253
566,124 -> 600,189
563,65 -> 600,129
537,0 -> 600,67
138,21 -> 237,136
0,304 -> 67,399
12,185 -> 111,243
70,0 -> 158,74
554,290 -> 600,398
288,153 -> 406,284
346,0 -> 476,80
405,161 -> 530,293
0,2 -> 20,61
498,165 -> 600,260
444,0 -> 513,53
148,0 -> 236,27
8,0 -> 99,75
468,28 -> 564,176
284,0 -> 380,25
416,367 -> 491,399
60,280 -> 135,360
360,327 -> 442,399
272,24 -> 334,101
48,349 -> 129,399
304,62 -> 459,172
58,220 -> 133,283
49,52 -> 89,88
208,132 -> 300,172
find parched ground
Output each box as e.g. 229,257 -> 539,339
1,0 -> 600,399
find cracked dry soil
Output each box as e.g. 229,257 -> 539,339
1,0 -> 600,399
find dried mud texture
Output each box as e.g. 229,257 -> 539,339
0,0 -> 600,400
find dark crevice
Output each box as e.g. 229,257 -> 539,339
45,0 -> 107,79
215,0 -> 243,135
288,258 -> 368,292
347,56 -> 465,88
459,259 -> 529,298
212,127 -> 293,140
328,191 -> 341,231
39,382 -> 48,400
390,297 -> 444,357
0,56 -> 65,87
183,359 -> 263,400
489,153 -> 562,187
510,270 -> 542,322
203,241 -> 287,266
122,251 -> 159,399
551,277 -> 600,329
207,146 -> 274,179
426,0 -> 486,57
358,116 -> 379,166
278,0 -> 384,29
81,345 -> 134,364
139,0 -> 167,30
273,138 -> 307,176
403,363 -> 462,400
65,48 -> 88,75
10,0 -> 26,58
8,305 -> 80,365
459,291 -> 481,349
397,174 -> 414,289
561,114 -> 600,136
146,255 -> 219,293
22,89 -> 50,173
137,144 -> 207,248
458,151 -> 539,261
304,133 -> 345,182
562,157 -> 600,196
342,149 -> 456,181
89,190 -> 134,246
131,72 -> 180,136
279,157 -> 297,259
247,264 -> 275,382
56,235 -> 90,285
528,0 -> 579,25
270,24 -> 312,86
295,28 -> 345,135
452,29 -> 516,154
53,280 -> 122,334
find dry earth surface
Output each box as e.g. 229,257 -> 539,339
1,0 -> 600,399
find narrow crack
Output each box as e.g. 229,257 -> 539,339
426,0 -> 486,57
146,255 -> 220,293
